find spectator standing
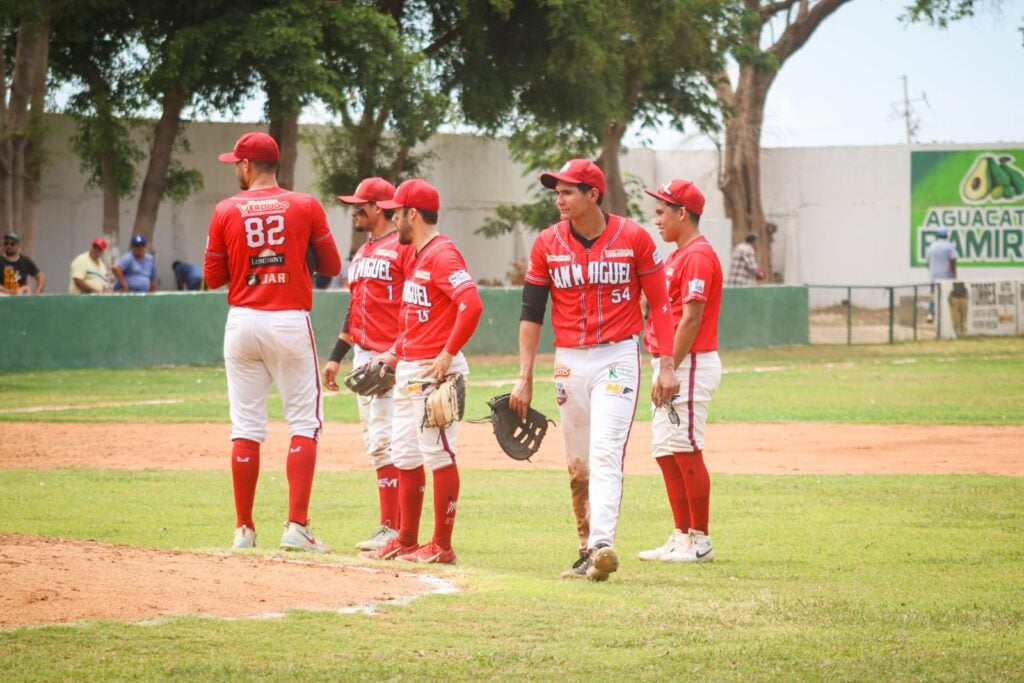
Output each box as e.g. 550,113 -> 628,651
924,227 -> 958,323
68,238 -> 112,294
726,233 -> 765,287
113,234 -> 158,292
1,232 -> 45,295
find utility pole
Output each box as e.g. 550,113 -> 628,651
890,75 -> 928,144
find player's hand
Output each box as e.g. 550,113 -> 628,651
651,356 -> 679,407
322,361 -> 341,392
509,377 -> 533,422
421,350 -> 453,385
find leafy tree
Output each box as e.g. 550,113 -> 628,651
50,0 -> 145,242
449,0 -> 726,219
311,0 -> 447,246
706,0 -> 852,278
903,1 -> 1022,42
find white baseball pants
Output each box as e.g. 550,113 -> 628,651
554,337 -> 640,550
353,344 -> 395,469
223,307 -> 322,443
391,353 -> 469,472
650,351 -> 722,457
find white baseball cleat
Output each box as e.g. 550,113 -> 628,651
355,525 -> 399,551
232,525 -> 257,549
279,521 -> 331,554
661,529 -> 715,563
638,528 -> 688,561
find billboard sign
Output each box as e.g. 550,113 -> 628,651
911,150 -> 1024,267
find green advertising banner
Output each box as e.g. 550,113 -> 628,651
911,149 -> 1024,267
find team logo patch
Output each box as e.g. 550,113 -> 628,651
547,254 -> 572,263
246,272 -> 290,286
249,249 -> 285,268
556,382 -> 568,406
236,199 -> 290,216
448,270 -> 472,287
406,381 -> 426,397
554,364 -> 571,378
414,269 -> 431,280
376,248 -> 398,259
607,363 -> 637,383
652,251 -> 664,264
605,249 -> 634,258
688,278 -> 706,295
604,383 -> 635,398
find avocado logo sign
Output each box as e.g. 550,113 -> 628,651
960,154 -> 1024,203
911,150 -> 1024,268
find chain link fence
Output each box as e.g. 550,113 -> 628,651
808,284 -> 938,345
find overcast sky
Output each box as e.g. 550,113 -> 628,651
633,0 -> 1024,150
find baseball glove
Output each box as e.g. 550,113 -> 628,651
344,359 -> 396,396
422,373 -> 466,430
484,393 -> 552,462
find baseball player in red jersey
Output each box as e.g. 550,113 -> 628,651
638,179 -> 723,563
322,177 -> 413,551
509,159 -> 680,581
360,179 -> 483,565
204,132 -> 341,553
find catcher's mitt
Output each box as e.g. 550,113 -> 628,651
483,393 -> 552,462
344,359 -> 396,396
422,373 -> 466,430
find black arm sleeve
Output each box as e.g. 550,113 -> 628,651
520,282 -> 550,324
341,308 -> 351,334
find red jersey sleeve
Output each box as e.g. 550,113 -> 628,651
634,228 -> 664,277
431,247 -> 477,300
203,203 -> 229,289
307,196 -> 341,276
678,251 -> 716,304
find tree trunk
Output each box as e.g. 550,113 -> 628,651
131,85 -> 187,243
0,7 -> 49,236
269,114 -> 299,191
18,3 -> 51,256
718,68 -> 774,276
596,123 -> 627,216
100,152 -> 121,241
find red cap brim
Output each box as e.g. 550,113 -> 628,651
218,152 -> 240,163
643,188 -> 677,204
540,172 -> 574,189
337,194 -> 367,204
376,199 -> 402,210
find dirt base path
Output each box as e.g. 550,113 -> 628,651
0,534 -> 443,630
3,420 -> 1021,630
3,421 -> 1022,475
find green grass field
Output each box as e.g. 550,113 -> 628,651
1,338 -> 1023,680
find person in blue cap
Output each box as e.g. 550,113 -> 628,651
924,227 -> 958,323
113,234 -> 159,292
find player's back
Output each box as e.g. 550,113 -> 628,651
209,187 -> 329,311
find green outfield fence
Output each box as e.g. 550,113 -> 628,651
0,286 -> 808,371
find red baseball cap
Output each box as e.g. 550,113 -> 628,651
644,179 -> 705,216
540,159 -> 607,196
338,177 -> 397,204
217,132 -> 280,163
91,237 -> 108,251
378,179 -> 440,212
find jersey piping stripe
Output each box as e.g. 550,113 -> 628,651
305,314 -> 324,438
594,216 -> 627,345
686,352 -> 698,451
439,427 -> 456,465
612,340 -> 642,532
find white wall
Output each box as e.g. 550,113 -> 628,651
26,115 -> 1024,294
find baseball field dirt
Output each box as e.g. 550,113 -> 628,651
3,420 -> 1022,629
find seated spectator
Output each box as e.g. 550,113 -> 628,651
69,237 -> 112,294
1,231 -> 45,295
173,260 -> 205,291
113,234 -> 158,292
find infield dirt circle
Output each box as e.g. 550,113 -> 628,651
3,420 -> 1022,629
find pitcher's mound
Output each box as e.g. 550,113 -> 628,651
0,534 -> 448,630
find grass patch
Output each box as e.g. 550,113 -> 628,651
2,338 -> 1023,424
0,468 -> 1022,679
